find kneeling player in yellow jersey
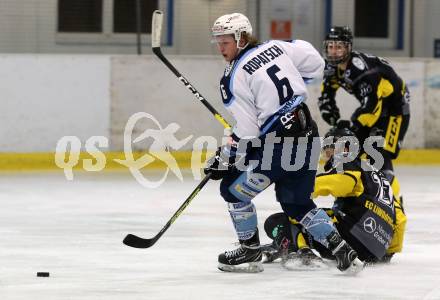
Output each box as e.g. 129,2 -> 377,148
261,126 -> 406,267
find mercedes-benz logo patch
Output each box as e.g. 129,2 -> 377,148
363,217 -> 376,234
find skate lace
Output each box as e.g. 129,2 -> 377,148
225,246 -> 245,259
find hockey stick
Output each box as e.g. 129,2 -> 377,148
151,10 -> 231,130
123,172 -> 212,248
123,11 -> 225,249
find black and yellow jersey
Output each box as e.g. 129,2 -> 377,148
319,51 -> 410,128
313,159 -> 406,260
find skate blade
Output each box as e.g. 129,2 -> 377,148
281,255 -> 328,271
218,261 -> 264,273
342,258 -> 364,276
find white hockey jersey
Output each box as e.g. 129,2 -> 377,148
219,40 -> 324,140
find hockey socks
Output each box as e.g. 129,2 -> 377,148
218,202 -> 263,273
300,208 -> 363,273
228,202 -> 258,240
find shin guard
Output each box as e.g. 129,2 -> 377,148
300,208 -> 337,248
228,202 -> 258,241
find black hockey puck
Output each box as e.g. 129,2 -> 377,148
37,272 -> 50,277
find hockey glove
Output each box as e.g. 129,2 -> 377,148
204,146 -> 236,180
337,119 -> 359,133
336,119 -> 352,129
318,102 -> 340,126
369,126 -> 385,137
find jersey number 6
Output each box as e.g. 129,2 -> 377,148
266,64 -> 294,105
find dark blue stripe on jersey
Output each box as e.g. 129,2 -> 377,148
260,95 -> 305,134
220,75 -> 234,106
302,77 -> 313,84
260,115 -> 280,135
224,47 -> 260,107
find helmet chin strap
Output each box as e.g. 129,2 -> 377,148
340,45 -> 352,64
338,53 -> 351,66
233,41 -> 248,60
237,42 -> 249,50
235,31 -> 249,50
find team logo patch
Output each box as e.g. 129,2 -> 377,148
363,217 -> 377,234
234,184 -> 256,199
324,67 -> 335,77
352,57 -> 365,70
359,82 -> 373,97
246,173 -> 271,191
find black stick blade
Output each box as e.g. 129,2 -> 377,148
123,234 -> 157,249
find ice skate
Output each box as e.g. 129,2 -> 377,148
218,232 -> 263,273
282,247 -> 327,271
327,232 -> 364,274
261,237 -> 295,263
261,242 -> 282,263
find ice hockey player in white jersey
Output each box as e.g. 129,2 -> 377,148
204,13 -> 363,274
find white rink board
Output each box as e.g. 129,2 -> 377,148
0,55 -> 111,152
0,55 -> 439,152
110,55 -> 231,151
111,56 -> 428,149
426,61 -> 440,147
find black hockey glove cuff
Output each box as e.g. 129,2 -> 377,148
319,102 -> 340,126
336,119 -> 351,129
337,119 -> 359,133
203,146 -> 237,180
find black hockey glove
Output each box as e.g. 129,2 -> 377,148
369,126 -> 385,137
337,119 -> 359,133
204,146 -> 236,180
336,119 -> 352,129
318,101 -> 340,126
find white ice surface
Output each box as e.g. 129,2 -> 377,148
1,166 -> 440,300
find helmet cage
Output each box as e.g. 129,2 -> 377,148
323,40 -> 352,65
324,26 -> 353,65
322,127 -> 359,166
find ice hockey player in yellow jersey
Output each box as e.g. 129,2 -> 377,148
262,126 -> 406,267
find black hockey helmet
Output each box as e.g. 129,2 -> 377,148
325,26 -> 353,44
324,26 -> 353,65
322,125 -> 359,170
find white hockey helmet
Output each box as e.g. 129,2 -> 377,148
211,13 -> 252,45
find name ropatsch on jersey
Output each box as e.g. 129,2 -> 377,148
242,45 -> 284,75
